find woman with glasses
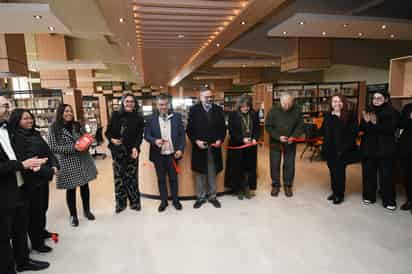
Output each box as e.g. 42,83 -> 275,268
360,91 -> 400,211
105,94 -> 144,213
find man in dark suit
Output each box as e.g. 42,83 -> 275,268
0,96 -> 49,273
187,87 -> 226,209
144,94 -> 186,212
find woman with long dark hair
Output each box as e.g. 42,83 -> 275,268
360,91 -> 400,211
105,93 -> 144,213
48,104 -> 97,226
9,109 -> 59,252
320,95 -> 359,204
224,95 -> 260,199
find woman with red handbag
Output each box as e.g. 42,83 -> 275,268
48,104 -> 97,227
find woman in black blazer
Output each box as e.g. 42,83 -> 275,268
9,109 -> 59,253
320,95 -> 359,204
224,95 -> 260,199
399,103 -> 412,213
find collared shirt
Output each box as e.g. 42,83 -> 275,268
158,113 -> 175,155
202,103 -> 212,112
0,124 -> 24,187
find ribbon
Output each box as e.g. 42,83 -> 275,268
210,141 -> 263,150
172,159 -> 180,174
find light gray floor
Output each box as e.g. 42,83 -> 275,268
27,147 -> 412,274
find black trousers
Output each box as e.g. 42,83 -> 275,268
0,214 -> 14,274
326,157 -> 346,198
66,184 -> 90,217
401,157 -> 412,201
270,144 -> 296,187
27,183 -> 49,248
153,155 -> 179,204
363,158 -> 396,206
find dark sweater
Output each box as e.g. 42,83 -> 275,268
105,111 -> 144,152
399,103 -> 412,157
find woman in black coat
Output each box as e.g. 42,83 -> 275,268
9,109 -> 59,253
320,95 -> 359,204
224,95 -> 260,199
398,103 -> 412,213
105,93 -> 144,213
360,91 -> 400,211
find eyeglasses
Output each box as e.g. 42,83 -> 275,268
0,104 -> 10,110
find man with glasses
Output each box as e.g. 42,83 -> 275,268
0,96 -> 50,273
187,87 -> 226,209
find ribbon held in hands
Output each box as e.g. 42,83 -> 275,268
210,141 -> 263,150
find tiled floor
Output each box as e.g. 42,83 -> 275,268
27,146 -> 412,274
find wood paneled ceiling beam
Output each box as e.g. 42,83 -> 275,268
134,14 -> 233,22
136,26 -> 217,32
133,6 -> 239,16
169,0 -> 289,86
135,21 -> 224,27
132,0 -> 246,9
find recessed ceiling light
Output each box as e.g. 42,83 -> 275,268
132,56 -> 135,61
242,64 -> 246,67
241,21 -> 246,25
299,21 -> 304,25
343,24 -> 348,28
177,34 -> 185,38
390,34 -> 395,38
119,17 -> 125,23
126,41 -> 130,47
33,15 -> 42,20
216,43 -> 220,47
48,26 -> 55,31
282,31 -> 287,35
322,31 -> 327,36
381,25 -> 387,29
358,32 -> 363,37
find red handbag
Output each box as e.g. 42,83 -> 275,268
75,133 -> 95,152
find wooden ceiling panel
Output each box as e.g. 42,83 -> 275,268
133,0 -> 245,9
133,6 -> 239,16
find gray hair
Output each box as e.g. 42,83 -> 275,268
279,92 -> 294,103
236,94 -> 253,110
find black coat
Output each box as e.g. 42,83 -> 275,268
11,128 -> 59,187
399,103 -> 412,157
224,111 -> 260,190
320,112 -> 359,160
0,129 -> 24,216
186,103 -> 226,174
360,103 -> 400,159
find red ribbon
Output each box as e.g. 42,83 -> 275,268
172,159 -> 180,174
51,233 -> 59,243
210,141 -> 263,150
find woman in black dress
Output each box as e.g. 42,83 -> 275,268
320,95 -> 359,204
224,95 -> 260,199
398,102 -> 412,213
9,109 -> 59,252
105,93 -> 144,213
360,91 -> 400,211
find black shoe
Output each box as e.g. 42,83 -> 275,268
17,259 -> 50,272
84,211 -> 95,221
158,203 -> 168,212
130,203 -> 141,211
173,201 -> 183,210
115,206 -> 127,214
70,216 -> 79,227
284,186 -> 293,197
193,199 -> 206,209
400,201 -> 412,211
209,198 -> 221,208
41,230 -> 52,239
327,194 -> 335,201
333,196 -> 344,205
33,245 -> 53,253
271,186 -> 280,197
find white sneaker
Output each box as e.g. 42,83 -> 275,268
385,205 -> 396,211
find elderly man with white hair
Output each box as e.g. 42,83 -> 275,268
265,93 -> 304,197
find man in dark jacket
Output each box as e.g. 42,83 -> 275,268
187,87 -> 226,209
0,96 -> 49,273
144,94 -> 186,212
265,93 -> 304,197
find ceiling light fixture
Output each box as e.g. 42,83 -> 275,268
282,31 -> 287,35
48,26 -> 55,31
177,34 -> 185,38
241,21 -> 246,25
119,17 -> 125,23
299,21 -> 304,25
322,31 -> 326,36
33,15 -> 42,20
343,24 -> 348,28
216,43 -> 220,47
381,25 -> 387,29
390,34 -> 395,38
358,32 -> 363,37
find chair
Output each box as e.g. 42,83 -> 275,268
300,123 -> 322,162
90,127 -> 107,159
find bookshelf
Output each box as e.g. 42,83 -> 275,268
82,96 -> 101,135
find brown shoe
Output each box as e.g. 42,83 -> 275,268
285,186 -> 293,197
271,186 -> 280,197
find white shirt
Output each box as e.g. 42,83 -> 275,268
158,114 -> 175,155
0,125 -> 24,187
